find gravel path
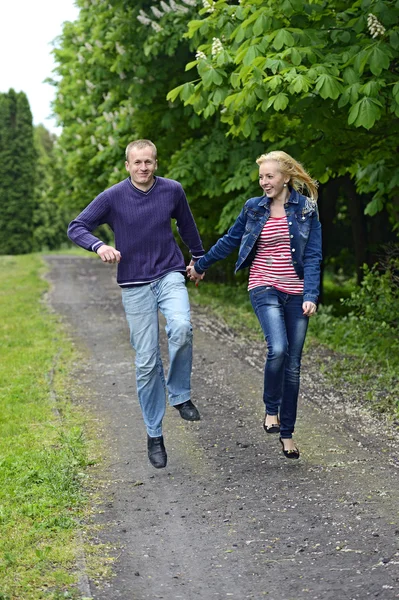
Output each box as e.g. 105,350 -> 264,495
45,256 -> 399,600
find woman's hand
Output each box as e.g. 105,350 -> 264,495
186,262 -> 205,287
302,301 -> 317,317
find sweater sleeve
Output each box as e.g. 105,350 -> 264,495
172,184 -> 204,258
67,192 -> 111,252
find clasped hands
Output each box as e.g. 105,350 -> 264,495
186,260 -> 205,287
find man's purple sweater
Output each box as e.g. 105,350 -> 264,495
67,176 -> 204,286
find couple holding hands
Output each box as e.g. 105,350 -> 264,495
68,139 -> 322,469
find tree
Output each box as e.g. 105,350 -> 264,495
169,0 -> 399,224
166,0 -> 399,281
0,89 -> 37,255
51,0 -> 264,261
32,125 -> 69,251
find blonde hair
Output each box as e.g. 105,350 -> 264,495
125,139 -> 157,161
256,150 -> 318,201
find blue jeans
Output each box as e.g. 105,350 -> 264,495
249,286 -> 309,439
121,272 -> 192,438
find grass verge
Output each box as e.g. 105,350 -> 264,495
188,281 -> 399,419
0,254 -> 94,599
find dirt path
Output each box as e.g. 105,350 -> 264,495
45,256 -> 399,600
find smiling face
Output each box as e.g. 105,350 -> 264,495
125,146 -> 157,191
258,160 -> 290,201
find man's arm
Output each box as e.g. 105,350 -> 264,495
172,185 -> 205,259
67,192 -> 115,257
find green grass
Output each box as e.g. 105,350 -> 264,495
0,254 -> 94,599
188,280 -> 399,418
321,271 -> 356,315
42,246 -> 96,257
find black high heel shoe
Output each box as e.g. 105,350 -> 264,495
279,437 -> 300,459
263,414 -> 280,434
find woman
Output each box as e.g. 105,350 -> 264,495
187,151 -> 322,459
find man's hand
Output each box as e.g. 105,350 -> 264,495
186,260 -> 205,287
97,245 -> 122,264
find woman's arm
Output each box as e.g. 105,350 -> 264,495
302,210 -> 322,304
193,204 -> 248,275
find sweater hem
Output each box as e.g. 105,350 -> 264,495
118,268 -> 186,287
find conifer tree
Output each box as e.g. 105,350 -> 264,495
0,89 -> 37,254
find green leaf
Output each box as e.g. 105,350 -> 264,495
338,82 -> 361,108
203,103 -> 216,118
273,29 -> 295,51
254,85 -> 267,99
253,14 -> 270,37
181,83 -> 195,102
202,68 -> 215,89
354,47 -> 373,76
290,48 -> 302,66
185,60 -> 199,72
213,87 -> 227,105
233,25 -> 246,44
339,31 -> 351,43
274,93 -> 289,111
364,197 -> 384,216
315,74 -> 343,100
235,5 -> 245,20
211,68 -> 225,85
186,20 -> 204,38
342,67 -> 360,85
265,57 -> 290,74
393,82 -> 399,104
369,45 -> 391,76
267,93 -> 289,111
265,74 -> 283,91
230,72 -> 241,89
243,45 -> 261,67
241,115 -> 252,137
224,92 -> 241,108
289,74 -> 312,94
359,80 -> 381,98
390,30 -> 399,50
348,97 -> 382,129
166,84 -> 185,103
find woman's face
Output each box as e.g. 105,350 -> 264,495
258,160 -> 289,198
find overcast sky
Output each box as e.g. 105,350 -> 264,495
0,1 -> 80,133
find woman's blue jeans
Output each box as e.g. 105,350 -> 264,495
249,286 -> 309,439
121,272 -> 192,438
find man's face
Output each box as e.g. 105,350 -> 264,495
125,146 -> 157,190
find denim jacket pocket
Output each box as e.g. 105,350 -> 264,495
295,211 -> 313,237
245,209 -> 263,228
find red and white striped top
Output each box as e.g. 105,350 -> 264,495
248,216 -> 304,295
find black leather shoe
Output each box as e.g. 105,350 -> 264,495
174,400 -> 200,421
147,435 -> 167,468
279,437 -> 300,460
263,413 -> 280,434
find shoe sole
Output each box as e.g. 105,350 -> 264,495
179,414 -> 201,421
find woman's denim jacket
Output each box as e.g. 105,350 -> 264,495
195,188 -> 322,304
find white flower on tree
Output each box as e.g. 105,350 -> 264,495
211,37 -> 223,57
195,50 -> 207,60
367,13 -> 386,38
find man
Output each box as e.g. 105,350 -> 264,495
67,139 -> 204,469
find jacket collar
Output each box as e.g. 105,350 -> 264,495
257,187 -> 299,208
